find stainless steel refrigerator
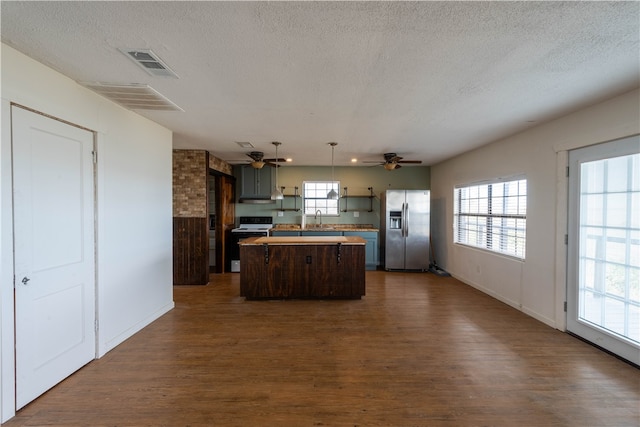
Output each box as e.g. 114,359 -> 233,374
381,190 -> 430,271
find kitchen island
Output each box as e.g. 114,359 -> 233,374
270,224 -> 379,270
239,236 -> 366,299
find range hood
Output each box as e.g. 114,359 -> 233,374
239,197 -> 275,204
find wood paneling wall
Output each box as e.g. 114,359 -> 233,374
173,217 -> 209,285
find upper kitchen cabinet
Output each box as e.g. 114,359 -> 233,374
236,165 -> 274,203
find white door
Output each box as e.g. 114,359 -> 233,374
12,106 -> 96,409
567,135 -> 639,365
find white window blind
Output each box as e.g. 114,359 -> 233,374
303,181 -> 340,216
454,178 -> 527,259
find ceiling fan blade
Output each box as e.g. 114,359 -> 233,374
246,151 -> 264,161
397,160 -> 422,164
263,158 -> 287,163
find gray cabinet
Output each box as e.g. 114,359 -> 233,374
343,231 -> 378,270
301,230 -> 342,237
237,165 -> 273,202
271,230 -> 301,236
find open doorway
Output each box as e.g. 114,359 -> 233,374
209,171 -> 235,273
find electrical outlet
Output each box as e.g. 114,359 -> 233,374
277,211 -> 284,217
353,211 -> 359,217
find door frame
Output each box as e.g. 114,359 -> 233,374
211,171 -> 235,273
0,104 -> 98,420
566,134 -> 640,364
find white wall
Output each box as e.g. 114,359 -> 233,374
430,89 -> 640,329
0,44 -> 174,422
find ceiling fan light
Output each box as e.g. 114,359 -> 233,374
384,162 -> 397,171
251,161 -> 265,169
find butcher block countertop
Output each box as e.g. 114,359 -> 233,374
271,224 -> 379,232
240,236 -> 366,245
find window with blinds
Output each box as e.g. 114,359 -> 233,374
454,178 -> 527,259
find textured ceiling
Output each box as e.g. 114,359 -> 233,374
1,1 -> 638,166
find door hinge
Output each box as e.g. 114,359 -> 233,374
92,150 -> 97,164
564,234 -> 568,245
566,166 -> 569,177
94,319 -> 99,332
564,301 -> 567,312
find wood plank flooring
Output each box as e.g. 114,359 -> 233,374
5,271 -> 639,426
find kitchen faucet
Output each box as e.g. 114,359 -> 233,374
315,210 -> 322,227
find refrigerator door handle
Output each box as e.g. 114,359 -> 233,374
405,202 -> 409,237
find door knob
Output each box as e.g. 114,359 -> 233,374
21,276 -> 30,285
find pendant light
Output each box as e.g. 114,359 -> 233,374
270,141 -> 284,200
327,142 -> 339,200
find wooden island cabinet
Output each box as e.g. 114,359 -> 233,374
239,236 -> 366,299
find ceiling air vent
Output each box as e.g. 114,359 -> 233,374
82,83 -> 184,111
118,48 -> 179,78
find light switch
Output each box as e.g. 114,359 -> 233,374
353,211 -> 359,217
277,211 -> 284,217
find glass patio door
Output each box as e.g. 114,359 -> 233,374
567,135 -> 639,365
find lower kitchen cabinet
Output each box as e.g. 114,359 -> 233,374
241,245 -> 300,298
270,231 -> 301,236
308,244 -> 365,297
343,231 -> 378,270
300,230 -> 342,236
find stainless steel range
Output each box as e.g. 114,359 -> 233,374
230,216 -> 273,272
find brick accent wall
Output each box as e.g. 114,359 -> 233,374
209,153 -> 233,175
173,149 -> 207,218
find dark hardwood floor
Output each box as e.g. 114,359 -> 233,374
4,271 -> 639,426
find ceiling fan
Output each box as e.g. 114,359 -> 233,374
242,151 -> 287,169
363,153 -> 422,170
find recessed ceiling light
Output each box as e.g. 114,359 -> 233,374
286,158 -> 293,162
351,158 -> 358,163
